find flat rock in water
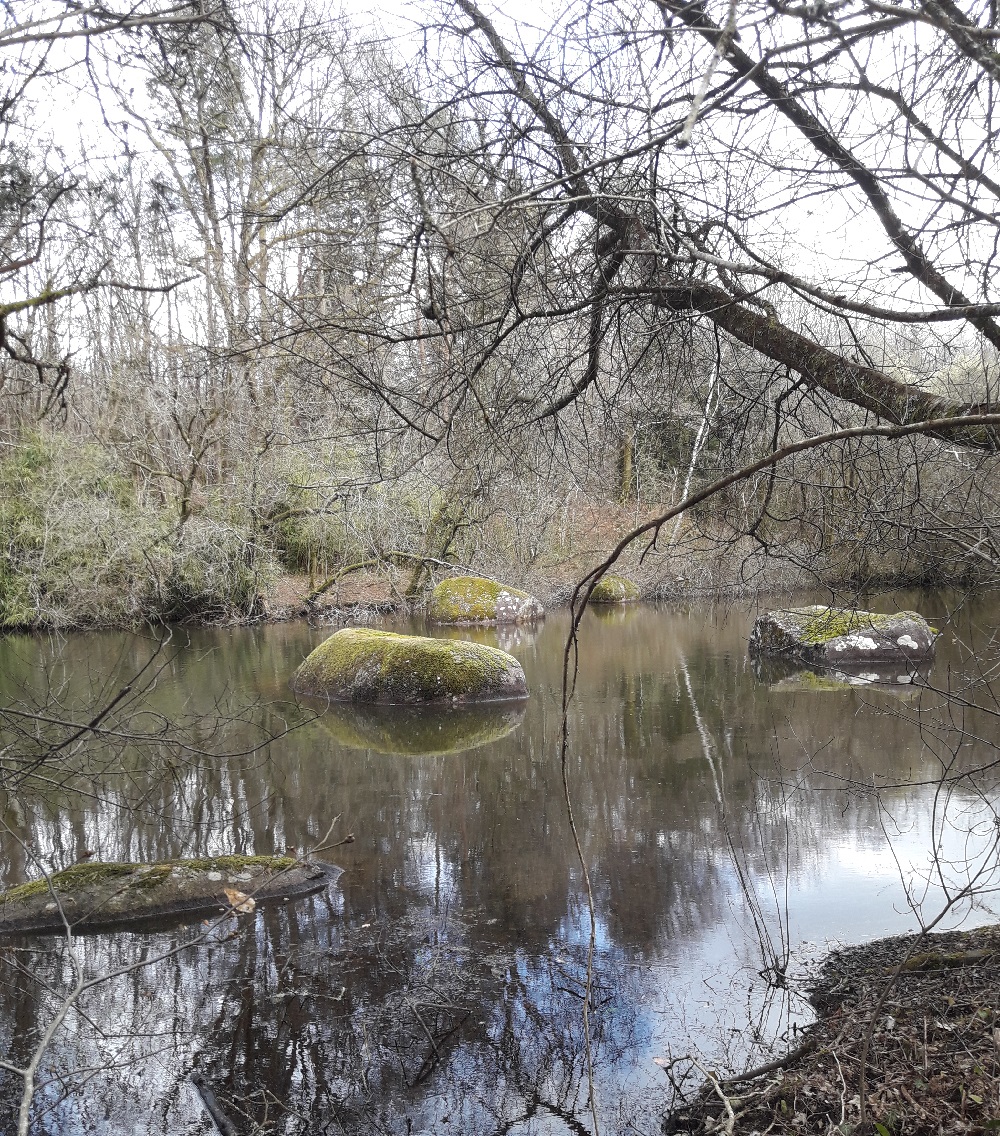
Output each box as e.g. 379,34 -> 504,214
0,855 -> 336,935
749,605 -> 937,665
292,627 -> 528,703
426,576 -> 544,625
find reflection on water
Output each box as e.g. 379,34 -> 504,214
426,621 -> 543,652
751,654 -> 934,690
1,593 -> 999,1134
587,603 -> 642,626
314,699 -> 527,755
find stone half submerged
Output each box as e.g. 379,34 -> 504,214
291,627 -> 529,704
426,576 -> 544,625
0,855 -> 337,935
749,605 -> 937,667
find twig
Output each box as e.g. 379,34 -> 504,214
692,1059 -> 737,1136
832,1048 -> 847,1129
307,815 -> 341,857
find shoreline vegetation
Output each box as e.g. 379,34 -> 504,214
663,923 -> 1000,1136
0,562 -> 976,634
0,429 -> 994,633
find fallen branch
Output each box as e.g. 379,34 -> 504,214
719,1038 -> 817,1087
191,1072 -> 239,1136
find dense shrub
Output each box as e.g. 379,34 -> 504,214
0,433 -> 280,627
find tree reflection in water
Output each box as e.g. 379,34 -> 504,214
1,596 -> 998,1133
0,894 -> 673,1133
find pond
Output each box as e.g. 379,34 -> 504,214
1,592 -> 999,1135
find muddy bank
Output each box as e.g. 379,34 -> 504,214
663,923 -> 1000,1135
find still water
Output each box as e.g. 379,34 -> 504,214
1,594 -> 999,1134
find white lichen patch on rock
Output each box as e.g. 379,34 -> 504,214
291,627 -> 529,704
749,605 -> 937,666
832,635 -> 879,652
426,576 -> 544,625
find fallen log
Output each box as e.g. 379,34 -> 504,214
0,855 -> 339,935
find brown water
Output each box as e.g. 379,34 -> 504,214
1,593 -> 1000,1134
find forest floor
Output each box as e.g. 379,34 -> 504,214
662,923 -> 1000,1136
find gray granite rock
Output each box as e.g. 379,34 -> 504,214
749,605 -> 937,665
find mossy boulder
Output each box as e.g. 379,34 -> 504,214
291,627 -> 528,703
426,576 -> 544,625
589,573 -> 640,604
0,855 -> 335,935
749,606 -> 937,665
318,700 -> 526,755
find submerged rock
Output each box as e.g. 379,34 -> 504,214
291,627 -> 529,703
749,605 -> 937,665
318,700 -> 526,755
427,576 -> 544,625
589,573 -> 640,604
0,855 -> 335,935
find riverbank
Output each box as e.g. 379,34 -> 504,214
663,923 -> 1000,1136
262,549 -> 829,626
0,426 -> 985,630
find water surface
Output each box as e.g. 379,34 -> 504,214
1,593 -> 999,1134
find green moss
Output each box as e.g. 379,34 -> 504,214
768,604 -> 927,649
4,862 -> 136,902
590,574 -> 640,604
786,669 -> 857,691
179,855 -> 296,872
901,949 -> 995,971
292,627 -> 528,703
782,606 -> 922,646
1,855 -> 296,903
129,865 -> 173,889
427,576 -> 542,624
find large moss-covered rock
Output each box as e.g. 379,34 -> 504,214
0,855 -> 335,935
590,573 -> 640,604
291,627 -> 528,703
319,700 -> 526,755
427,576 -> 544,625
749,606 -> 937,665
